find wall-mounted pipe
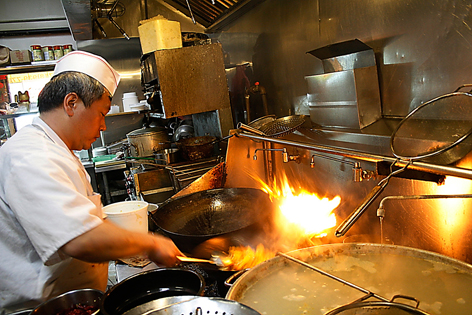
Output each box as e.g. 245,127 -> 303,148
310,153 -> 364,182
237,133 -> 472,181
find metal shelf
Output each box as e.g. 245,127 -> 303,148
0,62 -> 56,75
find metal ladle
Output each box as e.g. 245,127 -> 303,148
278,252 -> 390,302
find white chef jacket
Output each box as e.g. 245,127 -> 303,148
0,117 -> 108,310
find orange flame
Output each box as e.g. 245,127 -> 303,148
224,172 -> 342,270
255,173 -> 341,239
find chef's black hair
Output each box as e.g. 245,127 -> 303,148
38,72 -> 107,113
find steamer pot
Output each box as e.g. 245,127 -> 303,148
126,127 -> 170,157
225,243 -> 472,315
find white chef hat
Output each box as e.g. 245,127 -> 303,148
53,51 -> 121,96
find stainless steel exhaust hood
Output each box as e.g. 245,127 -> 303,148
161,0 -> 266,30
0,0 -> 69,36
61,0 -> 93,40
60,0 -> 265,41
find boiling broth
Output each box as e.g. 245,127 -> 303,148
236,247 -> 472,315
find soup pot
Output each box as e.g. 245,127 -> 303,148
126,126 -> 170,157
100,268 -> 205,315
225,243 -> 472,315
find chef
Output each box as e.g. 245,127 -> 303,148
0,51 -> 182,310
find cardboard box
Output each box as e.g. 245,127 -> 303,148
138,16 -> 182,54
10,50 -> 32,64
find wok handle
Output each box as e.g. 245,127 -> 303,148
335,181 -> 389,237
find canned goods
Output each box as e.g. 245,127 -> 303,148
30,45 -> 44,61
53,45 -> 64,60
63,44 -> 73,55
42,46 -> 55,61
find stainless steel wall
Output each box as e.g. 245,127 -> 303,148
214,0 -> 472,118
215,0 -> 472,264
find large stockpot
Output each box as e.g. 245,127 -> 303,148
150,188 -> 275,253
226,243 -> 472,315
126,127 -> 170,157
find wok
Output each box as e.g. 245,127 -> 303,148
150,188 -> 275,253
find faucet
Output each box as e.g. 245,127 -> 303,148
253,147 -> 300,163
377,193 -> 472,219
310,153 -> 371,182
376,193 -> 472,242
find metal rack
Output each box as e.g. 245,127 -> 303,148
166,157 -> 222,191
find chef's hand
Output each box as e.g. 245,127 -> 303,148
147,234 -> 183,267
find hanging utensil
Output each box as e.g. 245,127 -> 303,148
258,114 -> 307,138
335,160 -> 411,237
391,84 -> 472,165
248,115 -> 277,129
337,86 -> 472,237
185,0 -> 196,24
237,122 -> 268,136
106,0 -> 129,40
238,115 -> 308,138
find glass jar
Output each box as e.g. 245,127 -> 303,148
42,46 -> 55,61
53,45 -> 64,60
63,44 -> 73,55
30,45 -> 44,62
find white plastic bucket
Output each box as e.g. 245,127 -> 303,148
103,201 -> 149,234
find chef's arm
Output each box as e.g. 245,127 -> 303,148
60,220 -> 182,266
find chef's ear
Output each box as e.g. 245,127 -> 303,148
64,92 -> 79,117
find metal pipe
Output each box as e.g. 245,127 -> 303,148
253,148 -> 284,160
237,133 -> 472,180
377,194 -> 472,218
310,153 -> 363,182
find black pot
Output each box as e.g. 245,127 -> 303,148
100,268 -> 205,315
